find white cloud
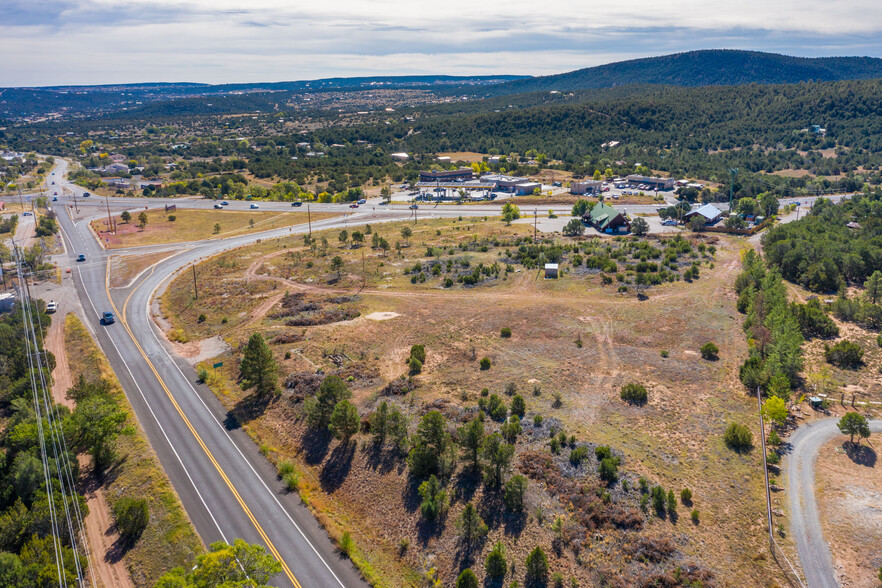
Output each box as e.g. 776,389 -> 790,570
1,0 -> 882,85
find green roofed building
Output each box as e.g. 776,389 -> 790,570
582,202 -> 631,233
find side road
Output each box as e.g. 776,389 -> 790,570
787,417 -> 882,588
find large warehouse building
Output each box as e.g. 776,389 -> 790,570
625,174 -> 675,190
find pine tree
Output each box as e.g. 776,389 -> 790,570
329,400 -> 360,444
458,415 -> 484,472
239,333 -> 279,397
456,503 -> 488,554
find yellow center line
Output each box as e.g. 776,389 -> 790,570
105,258 -> 303,588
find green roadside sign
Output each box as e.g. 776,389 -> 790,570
213,362 -> 223,368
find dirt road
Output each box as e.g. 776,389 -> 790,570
787,417 -> 882,588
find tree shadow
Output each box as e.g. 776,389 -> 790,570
844,442 -> 876,467
483,578 -> 505,588
363,442 -> 401,475
454,468 -> 481,504
318,441 -> 355,491
226,393 -> 275,429
300,427 -> 332,466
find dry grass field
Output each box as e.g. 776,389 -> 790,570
157,217 -> 785,586
92,208 -> 335,249
816,436 -> 882,587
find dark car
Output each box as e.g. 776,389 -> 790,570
349,203 -> 359,208
100,311 -> 115,325
409,204 -> 419,209
82,192 -> 90,198
221,201 -> 229,206
291,201 -> 302,207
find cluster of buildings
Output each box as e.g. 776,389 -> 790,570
417,168 -> 541,196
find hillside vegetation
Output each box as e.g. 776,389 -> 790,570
477,50 -> 882,97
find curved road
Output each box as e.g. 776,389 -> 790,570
787,417 -> 882,588
47,157 -> 498,587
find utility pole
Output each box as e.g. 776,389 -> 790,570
191,264 -> 198,299
729,168 -> 739,212
757,386 -> 774,551
104,196 -> 114,233
534,208 -> 538,242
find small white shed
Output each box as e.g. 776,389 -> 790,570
544,263 -> 559,279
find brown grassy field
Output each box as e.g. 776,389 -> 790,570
92,208 -> 335,249
64,314 -> 203,586
158,217 -> 784,586
816,436 -> 881,587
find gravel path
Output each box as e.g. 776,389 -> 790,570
787,417 -> 882,587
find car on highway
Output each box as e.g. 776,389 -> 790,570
51,181 -> 55,185
22,212 -> 32,216
221,201 -> 229,206
82,192 -> 90,197
357,199 -> 366,205
249,203 -> 259,209
409,204 -> 419,209
291,201 -> 302,207
100,311 -> 115,325
349,203 -> 359,208
46,301 -> 57,314
214,203 -> 223,209
76,254 -> 86,262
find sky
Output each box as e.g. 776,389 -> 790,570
3,0 -> 882,87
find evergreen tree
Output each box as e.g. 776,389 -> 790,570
329,400 -> 360,444
304,375 -> 351,429
456,502 -> 488,555
239,333 -> 279,398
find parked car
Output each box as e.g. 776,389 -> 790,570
22,212 -> 32,216
661,219 -> 678,226
46,301 -> 57,314
76,254 -> 85,262
214,203 -> 223,209
249,203 -> 259,209
100,311 -> 115,325
291,201 -> 302,207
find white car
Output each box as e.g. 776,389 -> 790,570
46,301 -> 58,313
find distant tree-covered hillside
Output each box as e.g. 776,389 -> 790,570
476,50 -> 882,97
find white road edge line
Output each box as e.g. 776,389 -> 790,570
141,244 -> 348,587
64,219 -> 230,546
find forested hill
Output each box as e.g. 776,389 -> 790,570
475,50 -> 882,97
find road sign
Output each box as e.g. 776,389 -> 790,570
213,362 -> 223,368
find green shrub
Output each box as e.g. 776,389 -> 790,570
485,541 -> 507,579
500,327 -> 512,338
112,497 -> 149,541
569,446 -> 589,465
480,357 -> 491,370
824,340 -> 864,368
680,488 -> 692,504
766,451 -> 780,465
278,461 -> 295,477
700,342 -> 719,360
691,509 -> 700,524
456,569 -> 479,588
660,349 -> 669,358
620,383 -> 648,405
503,475 -> 528,511
409,344 -> 426,364
168,215 -> 176,221
510,395 -> 526,418
599,457 -> 620,482
283,472 -> 300,491
594,445 -> 612,461
724,422 -> 753,452
408,356 -> 423,375
197,313 -> 206,323
525,546 -> 549,581
338,531 -> 353,557
197,366 -> 209,383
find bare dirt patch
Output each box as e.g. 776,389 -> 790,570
365,311 -> 400,321
816,435 -> 882,587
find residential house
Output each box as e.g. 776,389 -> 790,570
583,202 -> 630,233
683,204 -> 723,225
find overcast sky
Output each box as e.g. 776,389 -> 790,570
3,0 -> 882,86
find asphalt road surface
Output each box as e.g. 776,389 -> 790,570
787,417 -> 882,588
